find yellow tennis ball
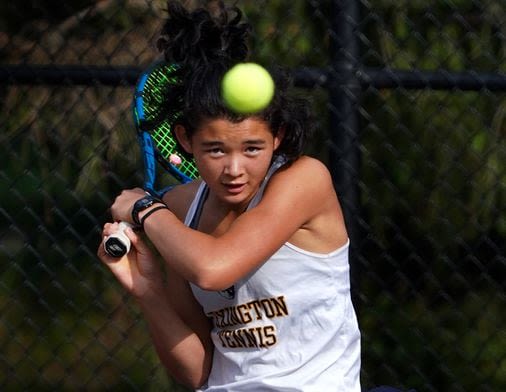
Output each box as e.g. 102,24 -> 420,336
221,63 -> 275,114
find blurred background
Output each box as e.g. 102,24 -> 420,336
0,0 -> 504,390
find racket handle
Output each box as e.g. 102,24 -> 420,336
104,222 -> 133,258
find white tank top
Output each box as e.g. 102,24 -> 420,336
185,157 -> 361,391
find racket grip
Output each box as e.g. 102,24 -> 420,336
104,222 -> 133,258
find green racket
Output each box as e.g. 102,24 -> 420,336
104,61 -> 199,257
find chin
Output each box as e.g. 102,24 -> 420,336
220,191 -> 254,209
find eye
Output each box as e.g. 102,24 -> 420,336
245,146 -> 262,155
207,147 -> 225,157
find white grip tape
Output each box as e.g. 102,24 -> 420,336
103,222 -> 133,257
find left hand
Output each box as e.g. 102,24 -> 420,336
98,222 -> 164,299
110,187 -> 146,224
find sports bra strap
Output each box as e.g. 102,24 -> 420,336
246,155 -> 287,211
184,155 -> 287,228
184,182 -> 209,229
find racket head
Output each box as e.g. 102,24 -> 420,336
133,61 -> 199,188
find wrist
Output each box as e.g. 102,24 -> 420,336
137,203 -> 169,228
131,194 -> 166,226
134,282 -> 168,305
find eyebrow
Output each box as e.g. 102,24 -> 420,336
200,139 -> 267,146
243,139 -> 267,145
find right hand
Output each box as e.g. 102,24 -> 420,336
98,222 -> 164,299
109,187 -> 146,224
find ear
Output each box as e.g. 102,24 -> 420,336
174,125 -> 193,154
273,126 -> 285,151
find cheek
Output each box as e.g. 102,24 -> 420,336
193,155 -> 219,180
249,154 -> 274,177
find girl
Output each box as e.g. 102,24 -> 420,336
98,1 -> 361,391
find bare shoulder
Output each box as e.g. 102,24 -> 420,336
273,156 -> 334,190
162,180 -> 203,221
294,155 -> 332,176
263,156 -> 347,252
263,155 -> 338,212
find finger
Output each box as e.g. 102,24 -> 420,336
102,222 -> 117,236
97,240 -> 109,259
125,227 -> 152,257
97,238 -> 114,261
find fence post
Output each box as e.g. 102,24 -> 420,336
328,0 -> 362,308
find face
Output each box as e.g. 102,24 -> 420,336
176,118 -> 283,209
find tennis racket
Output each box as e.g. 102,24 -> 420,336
104,61 -> 199,257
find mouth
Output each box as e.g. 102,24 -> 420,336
223,182 -> 246,194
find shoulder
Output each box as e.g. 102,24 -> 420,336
162,180 -> 203,221
272,156 -> 334,191
256,156 -> 346,252
272,157 -> 347,251
260,155 -> 337,215
292,155 -> 332,176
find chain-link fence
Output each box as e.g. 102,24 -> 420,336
1,1 -> 504,391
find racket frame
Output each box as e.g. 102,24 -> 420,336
104,61 -> 199,257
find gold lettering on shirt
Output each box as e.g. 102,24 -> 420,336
207,296 -> 288,350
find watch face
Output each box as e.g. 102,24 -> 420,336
132,195 -> 160,225
136,197 -> 156,209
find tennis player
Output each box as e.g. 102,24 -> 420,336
98,1 -> 361,390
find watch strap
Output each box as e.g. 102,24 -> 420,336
139,205 -> 169,228
131,194 -> 164,226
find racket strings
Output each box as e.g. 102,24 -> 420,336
143,73 -> 179,120
154,123 -> 199,178
138,63 -> 199,180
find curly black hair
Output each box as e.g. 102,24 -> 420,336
157,0 -> 314,162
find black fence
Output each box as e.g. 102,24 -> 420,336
1,1 -> 504,391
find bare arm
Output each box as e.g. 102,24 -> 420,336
98,225 -> 213,388
142,157 -> 341,290
137,274 -> 213,389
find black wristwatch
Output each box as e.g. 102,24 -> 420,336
131,194 -> 165,226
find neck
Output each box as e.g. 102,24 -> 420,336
197,188 -> 256,233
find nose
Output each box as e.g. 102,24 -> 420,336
224,154 -> 244,177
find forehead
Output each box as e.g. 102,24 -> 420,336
194,118 -> 273,141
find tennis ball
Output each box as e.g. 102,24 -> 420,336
221,63 -> 275,114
